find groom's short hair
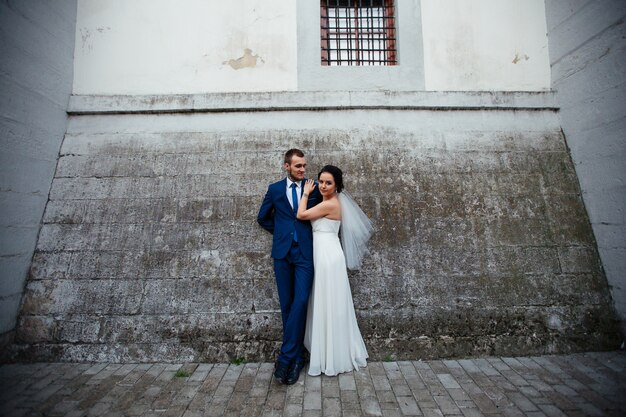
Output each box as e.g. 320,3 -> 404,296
284,148 -> 305,164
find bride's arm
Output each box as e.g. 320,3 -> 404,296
297,179 -> 331,220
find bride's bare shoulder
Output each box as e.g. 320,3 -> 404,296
326,196 -> 341,220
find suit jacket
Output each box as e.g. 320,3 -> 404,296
257,178 -> 321,260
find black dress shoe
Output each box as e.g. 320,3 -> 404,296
285,361 -> 305,385
274,361 -> 289,384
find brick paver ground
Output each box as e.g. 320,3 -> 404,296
0,351 -> 624,417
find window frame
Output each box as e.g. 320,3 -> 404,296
320,0 -> 397,66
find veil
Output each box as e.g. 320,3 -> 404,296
338,191 -> 373,270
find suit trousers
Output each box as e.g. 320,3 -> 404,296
273,241 -> 314,366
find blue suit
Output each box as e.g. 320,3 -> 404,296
257,178 -> 321,366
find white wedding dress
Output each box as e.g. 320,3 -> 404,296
304,217 -> 368,376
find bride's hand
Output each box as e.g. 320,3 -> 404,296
304,179 -> 316,195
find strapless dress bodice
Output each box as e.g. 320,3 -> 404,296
312,217 -> 341,233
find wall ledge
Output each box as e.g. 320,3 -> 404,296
68,91 -> 558,114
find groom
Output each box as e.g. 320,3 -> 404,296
257,148 -> 321,384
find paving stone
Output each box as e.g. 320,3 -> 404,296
561,377 -> 587,392
205,403 -> 227,415
538,403 -> 568,417
341,389 -> 361,410
381,409 -> 402,417
0,354 -> 624,416
123,400 -> 151,415
189,364 -> 212,382
241,401 -> 265,417
87,401 -> 112,416
369,363 -> 386,376
396,395 -> 421,416
383,364 -> 403,384
182,410 -> 203,417
250,385 -> 270,397
405,375 -> 427,391
339,373 -> 357,391
372,375 -> 392,391
552,383 -> 578,398
323,397 -> 341,416
527,377 -> 555,392
66,410 -> 90,417
322,376 -> 341,397
417,400 -> 439,409
458,360 -> 481,374
437,373 -> 461,389
286,383 -> 305,403
433,394 -> 461,414
379,402 -> 400,411
354,370 -> 376,398
226,390 -> 251,413
480,385 -> 511,407
544,390 -> 579,411
473,359 -> 501,376
398,361 -> 417,376
459,408 -> 484,417
342,410 -> 365,417
360,396 -> 383,416
417,369 -> 448,396
469,392 -> 499,414
421,408 -> 444,417
507,391 -> 538,412
390,382 -> 411,397
305,373 -> 322,391
31,383 -> 63,403
413,388 -> 436,402
375,390 -> 396,404
303,390 -> 322,410
284,403 -> 303,417
84,363 -> 108,376
455,400 -> 476,408
447,387 -> 471,402
50,399 -> 80,415
412,360 -> 431,370
102,410 -> 125,417
112,363 -> 138,377
501,406 -> 525,417
428,361 -> 449,374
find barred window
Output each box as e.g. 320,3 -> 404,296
321,0 -> 397,66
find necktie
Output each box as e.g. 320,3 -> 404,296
291,183 -> 298,242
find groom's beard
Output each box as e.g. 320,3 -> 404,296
288,172 -> 305,182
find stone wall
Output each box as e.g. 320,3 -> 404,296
12,92 -> 619,362
0,0 -> 76,344
545,0 -> 626,336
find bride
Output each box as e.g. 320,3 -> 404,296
296,165 -> 372,376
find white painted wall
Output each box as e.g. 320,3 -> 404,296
0,0 -> 76,339
422,0 -> 551,91
545,0 -> 626,336
73,0 -> 297,94
74,0 -> 552,94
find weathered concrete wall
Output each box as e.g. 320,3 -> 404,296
545,0 -> 626,336
0,1 -> 77,345
11,92 -> 619,362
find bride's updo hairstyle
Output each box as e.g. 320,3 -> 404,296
318,165 -> 344,193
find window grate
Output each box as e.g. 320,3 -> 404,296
321,0 -> 397,66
